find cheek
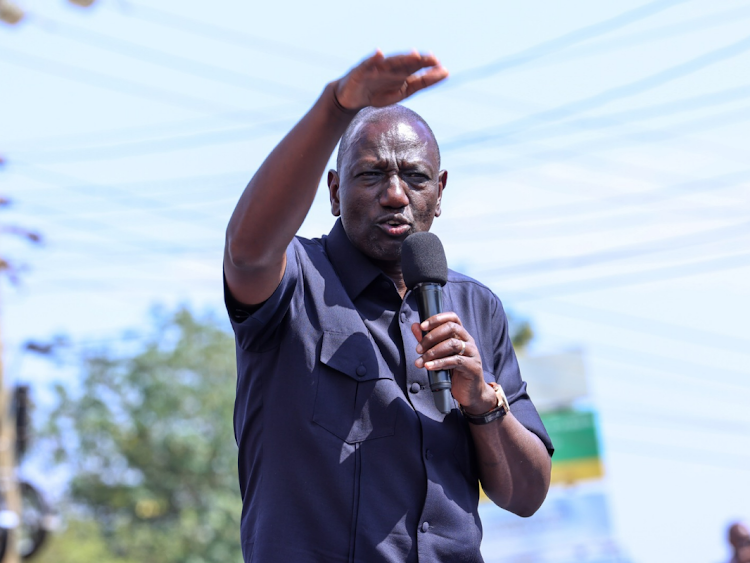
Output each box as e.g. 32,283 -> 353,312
413,193 -> 440,216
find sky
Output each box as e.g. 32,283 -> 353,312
2,0 -> 750,561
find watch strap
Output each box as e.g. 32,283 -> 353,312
461,382 -> 509,425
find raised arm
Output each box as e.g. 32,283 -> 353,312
224,51 -> 448,305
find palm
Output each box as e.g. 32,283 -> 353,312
336,51 -> 448,110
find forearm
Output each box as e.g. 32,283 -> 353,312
410,313 -> 552,515
470,412 -> 551,517
226,81 -> 354,269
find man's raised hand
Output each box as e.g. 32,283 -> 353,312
334,50 -> 449,111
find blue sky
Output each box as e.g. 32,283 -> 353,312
2,0 -> 750,561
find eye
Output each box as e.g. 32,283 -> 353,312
357,170 -> 382,179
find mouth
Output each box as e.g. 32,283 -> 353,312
378,215 -> 412,237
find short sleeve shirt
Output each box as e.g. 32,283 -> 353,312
226,220 -> 552,563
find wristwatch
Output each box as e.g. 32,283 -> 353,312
461,382 -> 510,425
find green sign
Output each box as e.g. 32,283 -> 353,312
540,410 -> 603,484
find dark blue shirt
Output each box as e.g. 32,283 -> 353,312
226,220 -> 552,563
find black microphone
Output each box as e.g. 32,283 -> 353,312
401,232 -> 452,414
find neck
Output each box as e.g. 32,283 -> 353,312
373,259 -> 408,298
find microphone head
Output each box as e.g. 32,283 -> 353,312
401,232 -> 448,289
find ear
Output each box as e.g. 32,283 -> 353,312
434,169 -> 448,218
328,169 -> 341,216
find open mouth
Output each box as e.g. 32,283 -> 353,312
379,217 -> 411,237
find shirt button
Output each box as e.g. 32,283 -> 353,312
409,382 -> 420,394
356,365 -> 367,377
425,449 -> 433,460
400,312 -> 407,323
421,522 -> 430,533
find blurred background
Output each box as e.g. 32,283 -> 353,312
2,0 -> 750,561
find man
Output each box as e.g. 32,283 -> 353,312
224,51 -> 553,562
729,522 -> 750,563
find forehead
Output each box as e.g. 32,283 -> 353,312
344,116 -> 438,168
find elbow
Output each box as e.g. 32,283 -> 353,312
510,498 -> 545,518
486,488 -> 547,518
514,459 -> 553,517
225,230 -> 273,271
485,463 -> 551,518
499,486 -> 549,518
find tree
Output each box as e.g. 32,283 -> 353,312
32,519 -> 138,563
41,304 -> 532,561
44,307 -> 242,563
509,313 -> 534,353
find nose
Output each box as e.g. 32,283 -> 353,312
380,174 -> 409,209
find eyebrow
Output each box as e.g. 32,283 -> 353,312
352,154 -> 433,168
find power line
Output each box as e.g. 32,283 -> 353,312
524,298 -> 750,357
498,251 -> 750,301
0,0 -> 701,157
1,111 -> 288,153
0,46 -> 243,115
473,219 -> 750,277
9,157 -> 748,281
445,0 -> 691,87
554,339 -> 749,394
116,2 -> 350,71
599,405 -> 750,438
453,85 -> 750,158
447,168 -> 750,229
604,435 -> 750,473
11,81 -> 750,166
9,116 -> 296,164
28,14 -> 314,101
442,33 -> 750,152
9,160 -> 232,226
463,104 -> 750,178
506,3 -> 750,77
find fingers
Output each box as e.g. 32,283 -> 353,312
418,312 -> 463,334
376,51 -> 441,76
336,50 -> 447,112
416,338 -> 473,372
360,49 -> 386,69
403,65 -> 449,96
371,64 -> 449,107
413,313 -> 480,373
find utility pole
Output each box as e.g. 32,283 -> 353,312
0,195 -> 20,563
0,312 -> 20,563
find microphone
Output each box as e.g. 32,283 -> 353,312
401,232 -> 452,414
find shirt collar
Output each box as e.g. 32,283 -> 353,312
324,219 -> 387,301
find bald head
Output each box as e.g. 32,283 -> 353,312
730,522 -> 750,548
336,105 -> 440,173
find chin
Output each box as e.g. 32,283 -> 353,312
364,238 -> 402,264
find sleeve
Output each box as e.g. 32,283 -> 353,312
489,296 -> 555,456
223,240 -> 301,352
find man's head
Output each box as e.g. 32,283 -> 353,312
327,105 -> 447,270
336,106 -> 441,171
729,523 -> 750,563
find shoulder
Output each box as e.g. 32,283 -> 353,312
445,269 -> 503,307
446,269 -> 494,291
443,269 -> 510,332
291,233 -> 335,276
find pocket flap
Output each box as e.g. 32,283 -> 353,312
320,331 -> 381,381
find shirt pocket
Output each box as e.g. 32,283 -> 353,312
312,330 -> 400,444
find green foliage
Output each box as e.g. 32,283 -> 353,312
509,315 -> 534,352
33,518 -> 139,563
45,307 -> 242,563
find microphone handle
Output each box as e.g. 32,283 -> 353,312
414,283 -> 453,414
